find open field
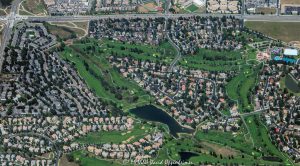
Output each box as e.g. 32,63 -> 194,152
255,7 -> 277,14
73,21 -> 89,30
48,21 -> 88,38
138,3 -> 160,13
245,21 -> 300,42
0,9 -> 7,15
281,0 -> 300,4
45,23 -> 77,40
21,0 -> 47,15
0,5 -> 10,16
200,141 -> 238,157
196,130 -> 259,156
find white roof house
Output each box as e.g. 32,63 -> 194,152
284,48 -> 298,56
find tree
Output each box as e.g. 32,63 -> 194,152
0,0 -> 13,7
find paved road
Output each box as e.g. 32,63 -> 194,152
167,34 -> 181,72
0,0 -> 22,73
21,14 -> 300,22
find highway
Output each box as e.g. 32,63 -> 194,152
0,0 -> 22,73
1,13 -> 300,22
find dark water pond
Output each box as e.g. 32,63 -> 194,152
178,151 -> 199,161
129,105 -> 194,137
285,75 -> 300,93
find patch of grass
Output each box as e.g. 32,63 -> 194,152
71,150 -> 122,166
239,74 -> 256,110
44,23 -> 76,40
90,39 -> 177,63
19,10 -> 34,15
186,4 -> 199,12
22,0 -> 47,15
245,21 -> 300,42
226,72 -> 246,100
73,21 -> 89,30
226,64 -> 262,112
195,130 -> 258,156
244,115 -> 292,165
0,9 -> 6,16
74,124 -> 154,144
180,48 -> 243,71
48,22 -> 87,38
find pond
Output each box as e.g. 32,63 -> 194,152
178,151 -> 199,162
285,74 -> 300,93
129,105 -> 194,137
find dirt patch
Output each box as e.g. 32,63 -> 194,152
144,2 -> 157,8
122,136 -> 135,143
138,6 -> 149,13
289,41 -> 300,48
59,154 -> 79,166
255,7 -> 277,14
73,21 -> 88,30
138,3 -> 159,13
200,141 -> 238,157
281,0 -> 300,5
22,0 -> 47,15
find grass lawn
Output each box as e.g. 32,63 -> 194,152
71,150 -> 122,166
244,115 -> 292,165
226,63 -> 262,112
186,4 -> 199,12
195,130 -> 258,156
239,75 -> 256,110
245,21 -> 300,42
180,48 -> 243,71
74,124 -> 155,144
226,72 -> 246,100
93,39 -> 177,63
164,129 -> 286,165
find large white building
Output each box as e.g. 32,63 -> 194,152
284,48 -> 298,56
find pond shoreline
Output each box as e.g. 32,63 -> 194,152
129,105 -> 195,138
